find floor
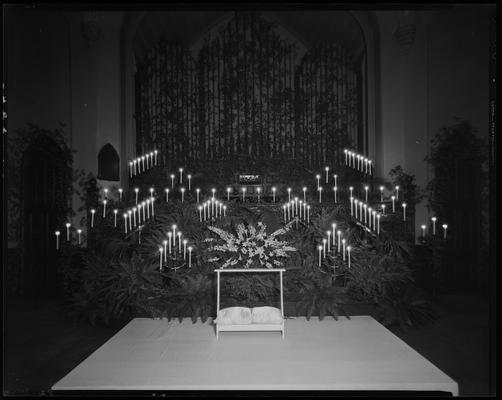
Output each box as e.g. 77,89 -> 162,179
3,293 -> 493,396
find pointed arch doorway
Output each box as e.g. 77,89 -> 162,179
22,134 -> 70,297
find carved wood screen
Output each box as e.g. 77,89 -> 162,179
136,12 -> 362,170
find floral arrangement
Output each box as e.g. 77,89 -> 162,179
205,222 -> 296,269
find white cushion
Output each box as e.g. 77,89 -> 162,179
251,306 -> 283,324
215,307 -> 252,325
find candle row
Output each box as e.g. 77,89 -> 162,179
198,198 -> 227,221
129,150 -> 158,177
283,199 -> 311,224
421,217 -> 448,239
351,198 -> 381,234
55,223 -> 84,249
344,149 -> 373,175
169,168 -> 192,189
315,168 -> 339,186
123,198 -> 155,234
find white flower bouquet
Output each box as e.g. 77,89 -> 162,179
205,221 -> 296,269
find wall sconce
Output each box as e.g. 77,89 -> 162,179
394,11 -> 416,53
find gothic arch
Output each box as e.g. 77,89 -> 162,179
97,143 -> 120,181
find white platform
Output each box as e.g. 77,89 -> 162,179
51,316 -> 458,395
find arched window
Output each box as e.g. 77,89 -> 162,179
97,143 -> 119,181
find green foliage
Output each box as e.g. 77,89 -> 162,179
295,271 -> 350,320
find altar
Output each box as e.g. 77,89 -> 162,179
51,316 -> 458,396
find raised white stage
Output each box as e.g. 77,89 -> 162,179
51,316 -> 458,395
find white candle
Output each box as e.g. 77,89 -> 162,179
159,247 -> 163,270
187,175 -> 191,191
134,188 -> 139,204
327,231 -> 331,252
198,206 -> 202,222
364,185 -> 369,203
154,149 -> 158,165
272,187 -> 276,202
104,188 -> 108,199
151,197 -> 155,216
380,186 -> 384,202
372,211 -> 376,230
203,203 -> 206,220
128,210 -> 132,229
212,188 -> 216,200
196,188 -> 200,203
55,231 -> 60,249
65,223 -> 71,241
368,207 -> 372,229
333,174 -> 338,187
226,187 -> 231,201
170,174 -> 175,189
172,225 -> 177,245
347,246 -> 351,268
432,217 -> 437,235
163,240 -> 167,262
77,229 -> 82,245
142,201 -> 146,220
287,187 -> 291,202
283,205 -> 286,223
141,156 -> 145,170
318,245 -> 322,267
132,207 -> 137,226
421,224 -> 426,238
322,238 -> 327,258
168,232 -> 172,254
333,186 -> 338,203
183,239 -> 187,260
302,187 -> 307,202
365,158 -> 368,174
90,209 -> 95,228
181,187 -> 185,202
342,239 -> 346,261
377,214 -> 380,234
137,204 -> 142,223
145,200 -> 150,219
294,197 -> 298,216
402,203 -> 407,221
316,175 -> 320,190
325,166 -> 329,183
102,199 -> 107,217
337,230 -> 341,251
395,185 -> 400,201
307,205 -> 310,224
179,168 -> 183,184
123,213 -> 128,234
332,223 -> 336,246
368,160 -> 372,175
145,153 -> 149,169
257,187 -> 261,202
149,187 -> 154,200
178,232 -> 182,253
118,188 -> 123,202
344,149 -> 348,164
318,187 -> 322,203
165,188 -> 169,202
242,187 -> 246,201
132,160 -> 137,175
349,186 -> 353,198
442,224 -> 448,239
223,205 -> 226,217
350,196 -> 354,215
188,246 -> 192,267
359,201 -> 363,220
391,196 -> 395,213
363,204 -> 367,224
382,204 -> 386,215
